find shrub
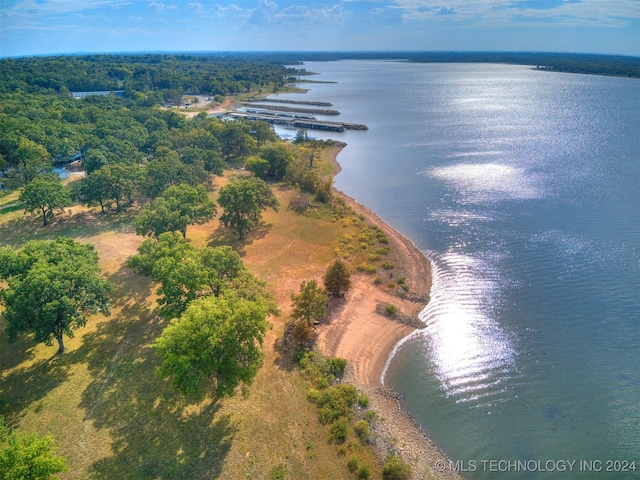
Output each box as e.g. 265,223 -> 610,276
270,463 -> 287,480
324,357 -> 347,378
354,420 -> 370,442
357,394 -> 370,408
374,276 -> 383,285
357,466 -> 371,479
382,455 -> 412,480
356,263 -> 378,274
366,410 -> 377,422
329,418 -> 349,444
347,457 -> 359,473
385,304 -> 398,315
314,384 -> 359,424
288,195 -> 310,214
381,261 -> 395,270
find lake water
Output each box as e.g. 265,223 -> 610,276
272,60 -> 640,479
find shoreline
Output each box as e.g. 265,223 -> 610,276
317,145 -> 463,479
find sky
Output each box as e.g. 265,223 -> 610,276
1,0 -> 639,57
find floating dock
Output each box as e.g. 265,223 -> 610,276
230,112 -> 367,132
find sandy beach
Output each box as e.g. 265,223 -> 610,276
317,146 -> 463,480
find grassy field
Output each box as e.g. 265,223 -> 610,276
0,153 -> 384,479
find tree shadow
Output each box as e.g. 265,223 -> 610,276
70,267 -> 236,479
0,207 -> 136,249
0,353 -> 70,426
207,221 -> 272,255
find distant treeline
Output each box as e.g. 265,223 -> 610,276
0,53 -> 292,100
265,51 -> 640,79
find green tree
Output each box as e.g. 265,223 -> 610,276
259,144 -> 293,181
219,122 -> 255,160
0,418 -> 67,480
244,156 -> 270,180
15,137 -> 53,184
218,177 -> 279,240
0,238 -> 112,354
127,233 -> 251,318
146,146 -> 183,198
19,174 -> 72,226
152,294 -> 271,398
100,163 -> 145,212
291,280 -> 327,325
247,120 -> 277,148
135,184 -> 216,239
323,259 -> 351,297
73,168 -> 113,212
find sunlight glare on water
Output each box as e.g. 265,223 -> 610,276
416,250 -> 517,404
428,163 -> 542,203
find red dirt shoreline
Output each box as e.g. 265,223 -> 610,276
317,144 -> 463,479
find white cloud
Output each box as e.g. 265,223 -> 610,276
391,0 -> 640,27
186,2 -> 207,15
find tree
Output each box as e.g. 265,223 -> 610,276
135,184 -> 216,239
244,156 -> 270,180
19,174 -> 72,226
0,238 -> 112,354
152,294 -> 271,398
73,168 -> 112,213
291,280 -> 327,325
323,259 -> 351,297
218,177 -> 279,240
99,163 -> 145,212
247,120 -> 277,148
127,233 -> 251,318
0,418 -> 67,480
259,144 -> 293,181
146,146 -> 183,198
219,121 -> 255,160
15,137 -> 53,184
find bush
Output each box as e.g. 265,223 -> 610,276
347,457 -> 359,473
354,420 -> 370,443
288,195 -> 310,214
270,463 -> 287,480
356,263 -> 378,274
324,357 -> 347,378
381,261 -> 395,270
385,304 -> 398,315
314,384 -> 359,424
382,455 -> 412,480
357,466 -> 371,479
329,418 -> 349,444
374,276 -> 383,285
357,394 -> 370,408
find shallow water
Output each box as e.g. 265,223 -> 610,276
273,61 -> 640,479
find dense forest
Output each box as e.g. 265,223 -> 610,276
0,53 -> 292,96
0,54 -> 300,192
